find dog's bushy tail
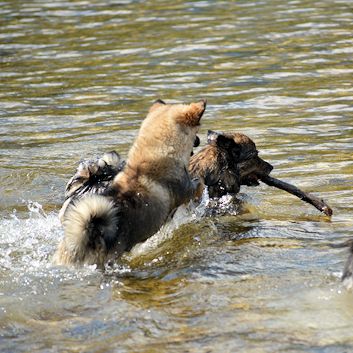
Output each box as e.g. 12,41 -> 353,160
54,195 -> 119,266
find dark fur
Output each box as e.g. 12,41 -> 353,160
60,130 -> 273,222
56,128 -> 274,267
189,130 -> 273,198
55,100 -> 205,267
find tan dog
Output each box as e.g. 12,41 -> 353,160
54,99 -> 206,267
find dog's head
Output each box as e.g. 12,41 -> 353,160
129,99 -> 206,167
207,130 -> 273,186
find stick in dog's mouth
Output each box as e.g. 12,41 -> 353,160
258,174 -> 333,217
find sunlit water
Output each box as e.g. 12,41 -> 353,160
1,0 -> 353,351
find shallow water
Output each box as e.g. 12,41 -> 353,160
1,0 -> 353,351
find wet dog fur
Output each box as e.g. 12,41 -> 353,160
54,99 -> 206,268
62,130 -> 273,210
56,126 -> 275,268
189,130 -> 273,198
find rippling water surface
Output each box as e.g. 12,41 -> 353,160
1,0 -> 353,352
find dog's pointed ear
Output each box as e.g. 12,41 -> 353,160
207,130 -> 220,144
207,130 -> 234,149
149,99 -> 166,113
177,100 -> 206,126
216,134 -> 236,150
154,99 -> 166,105
208,131 -> 242,159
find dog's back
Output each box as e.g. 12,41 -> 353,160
54,100 -> 206,267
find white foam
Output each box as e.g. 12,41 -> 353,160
128,188 -> 210,258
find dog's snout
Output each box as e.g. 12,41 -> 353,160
260,159 -> 273,175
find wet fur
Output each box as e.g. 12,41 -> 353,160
189,131 -> 273,198
60,130 -> 273,219
54,100 -> 206,267
56,128 -> 272,268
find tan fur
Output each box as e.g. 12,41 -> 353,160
55,100 -> 206,267
112,101 -> 205,207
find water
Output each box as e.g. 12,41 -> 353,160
1,0 -> 353,351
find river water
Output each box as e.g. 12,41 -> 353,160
1,0 -> 353,352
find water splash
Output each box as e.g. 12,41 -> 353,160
0,201 -> 60,272
0,201 -> 104,281
204,193 -> 243,217
0,189 -> 245,280
127,188 -> 244,259
128,188 -> 210,259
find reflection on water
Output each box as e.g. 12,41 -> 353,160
1,0 -> 353,351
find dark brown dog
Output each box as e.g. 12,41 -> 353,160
189,130 -> 273,198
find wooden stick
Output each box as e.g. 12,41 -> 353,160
259,174 -> 333,217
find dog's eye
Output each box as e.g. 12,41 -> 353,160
193,136 -> 200,148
